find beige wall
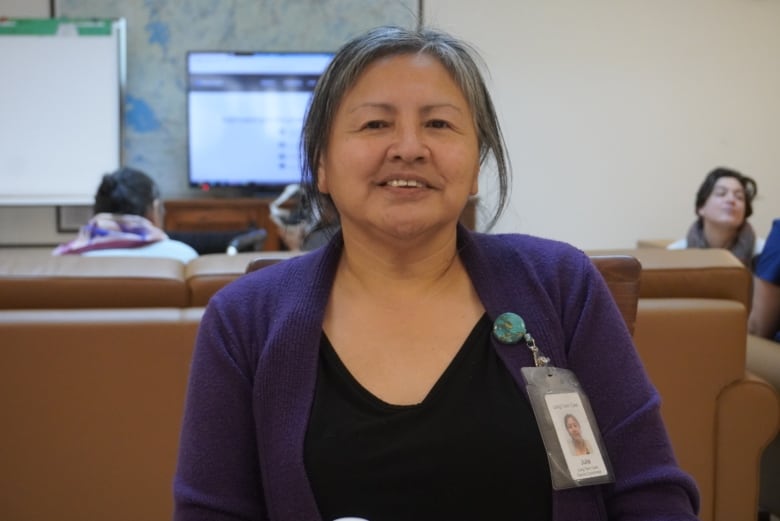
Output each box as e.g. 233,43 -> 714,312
425,0 -> 780,249
0,0 -> 48,16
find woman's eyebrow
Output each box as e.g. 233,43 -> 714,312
346,102 -> 466,115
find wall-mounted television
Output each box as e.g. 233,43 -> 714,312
186,51 -> 333,195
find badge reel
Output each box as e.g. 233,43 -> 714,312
493,313 -> 614,490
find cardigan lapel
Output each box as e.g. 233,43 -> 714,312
255,240 -> 341,520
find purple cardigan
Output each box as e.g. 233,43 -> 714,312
174,228 -> 699,520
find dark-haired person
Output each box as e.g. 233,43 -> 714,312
668,167 -> 764,266
174,25 -> 699,520
53,167 -> 198,262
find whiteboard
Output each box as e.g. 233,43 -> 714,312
0,18 -> 125,205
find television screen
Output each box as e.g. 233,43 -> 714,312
187,51 -> 333,194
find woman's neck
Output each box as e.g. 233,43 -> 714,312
336,227 -> 463,301
702,221 -> 739,249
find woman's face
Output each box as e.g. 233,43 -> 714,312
698,176 -> 747,230
317,52 -> 480,241
565,416 -> 582,440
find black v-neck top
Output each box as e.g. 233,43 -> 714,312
304,315 -> 552,521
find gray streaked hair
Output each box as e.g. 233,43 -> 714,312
301,25 -> 510,231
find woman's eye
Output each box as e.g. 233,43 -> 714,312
427,119 -> 451,129
362,120 -> 387,130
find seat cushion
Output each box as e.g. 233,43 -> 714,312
0,252 -> 188,309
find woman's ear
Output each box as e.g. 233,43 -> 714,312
317,160 -> 329,194
146,199 -> 165,227
470,165 -> 479,196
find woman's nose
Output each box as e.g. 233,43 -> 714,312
388,123 -> 429,163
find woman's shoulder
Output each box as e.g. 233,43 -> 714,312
210,248 -> 327,310
472,229 -> 576,249
471,231 -> 587,264
755,236 -> 766,255
466,231 -> 592,285
81,239 -> 198,263
158,239 -> 199,262
131,239 -> 198,262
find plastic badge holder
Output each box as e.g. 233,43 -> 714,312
522,366 -> 614,490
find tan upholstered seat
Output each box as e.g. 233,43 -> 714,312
0,251 -> 188,309
590,254 -> 641,335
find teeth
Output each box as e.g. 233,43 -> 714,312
387,179 -> 424,188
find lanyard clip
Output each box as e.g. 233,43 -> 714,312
525,333 -> 550,368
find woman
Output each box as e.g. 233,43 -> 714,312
668,167 -> 763,267
53,167 -> 198,262
174,26 -> 698,520
564,414 -> 592,457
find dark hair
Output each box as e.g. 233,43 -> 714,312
93,167 -> 160,216
301,25 -> 511,231
695,167 -> 757,220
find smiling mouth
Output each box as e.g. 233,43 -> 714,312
384,179 -> 428,188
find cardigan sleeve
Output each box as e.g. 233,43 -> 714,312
560,252 -> 699,519
173,301 -> 269,521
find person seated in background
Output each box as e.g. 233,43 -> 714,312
668,167 -> 764,267
269,183 -> 340,251
749,218 -> 780,342
53,167 -> 198,263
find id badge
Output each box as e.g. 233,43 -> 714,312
522,366 -> 614,490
